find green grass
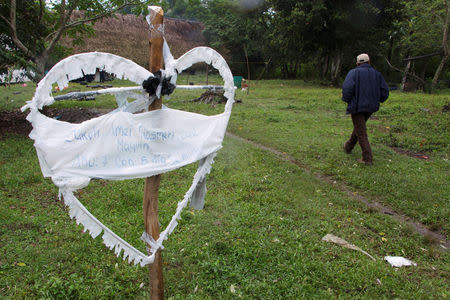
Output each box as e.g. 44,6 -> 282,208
0,74 -> 223,111
0,82 -> 37,111
0,77 -> 449,298
166,79 -> 450,236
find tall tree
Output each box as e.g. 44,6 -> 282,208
200,0 -> 271,78
0,0 -> 149,81
431,0 -> 449,91
268,0 -> 399,82
164,0 -> 204,20
390,0 -> 449,91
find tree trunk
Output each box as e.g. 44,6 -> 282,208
419,60 -> 429,91
294,60 -> 300,78
281,64 -> 287,79
386,36 -> 395,77
401,60 -> 411,92
288,64 -> 294,78
244,45 -> 250,80
431,0 -> 449,92
34,54 -> 48,82
282,63 -> 295,79
321,54 -> 329,78
257,58 -> 271,80
431,54 -> 448,90
330,51 -> 342,86
287,64 -> 292,79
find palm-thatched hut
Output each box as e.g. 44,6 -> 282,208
61,12 -> 207,69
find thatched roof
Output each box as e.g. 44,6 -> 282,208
61,12 -> 207,69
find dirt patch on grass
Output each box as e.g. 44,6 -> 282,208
42,108 -> 108,123
391,147 -> 430,160
0,110 -> 32,137
0,108 -> 109,138
6,222 -> 41,232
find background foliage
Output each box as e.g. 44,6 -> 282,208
163,0 -> 449,89
1,0 -> 448,88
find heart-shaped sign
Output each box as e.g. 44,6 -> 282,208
22,41 -> 235,266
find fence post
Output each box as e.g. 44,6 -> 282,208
144,6 -> 164,300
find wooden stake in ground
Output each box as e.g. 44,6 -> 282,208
143,6 -> 164,300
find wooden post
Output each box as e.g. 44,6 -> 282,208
244,45 -> 250,80
144,6 -> 164,300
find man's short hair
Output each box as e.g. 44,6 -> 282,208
357,53 -> 370,64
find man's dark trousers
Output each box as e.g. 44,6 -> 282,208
344,112 -> 373,163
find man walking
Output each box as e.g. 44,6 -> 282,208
342,53 -> 389,165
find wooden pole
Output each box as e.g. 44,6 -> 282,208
144,6 -> 164,300
244,45 -> 250,80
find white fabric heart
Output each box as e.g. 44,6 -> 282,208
22,42 -> 235,266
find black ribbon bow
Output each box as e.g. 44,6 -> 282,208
142,70 -> 176,96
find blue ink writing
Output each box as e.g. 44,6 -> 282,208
112,125 -> 132,137
72,155 -> 107,169
139,126 -> 175,141
66,127 -> 100,142
117,139 -> 150,153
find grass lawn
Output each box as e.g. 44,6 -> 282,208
169,79 -> 449,237
0,77 -> 448,298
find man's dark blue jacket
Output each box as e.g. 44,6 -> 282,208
342,63 -> 389,114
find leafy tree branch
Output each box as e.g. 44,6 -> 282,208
0,0 -> 148,80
